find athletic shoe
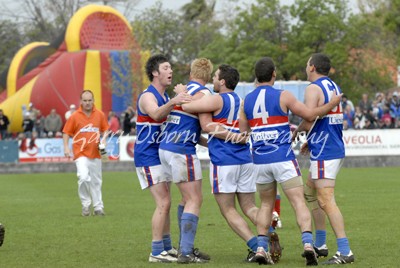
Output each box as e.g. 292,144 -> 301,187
277,219 -> 282,228
82,207 -> 90,216
269,231 -> 282,263
322,251 -> 355,265
177,253 -> 209,263
149,250 -> 178,263
245,249 -> 256,262
93,209 -> 105,216
0,223 -> 5,247
303,243 -> 318,266
271,211 -> 279,228
254,247 -> 274,265
315,244 -> 329,258
193,248 -> 211,261
302,244 -> 328,258
167,247 -> 178,258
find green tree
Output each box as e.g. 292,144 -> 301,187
179,0 -> 222,80
132,1 -> 186,86
202,0 -> 289,82
0,20 -> 23,90
132,1 -> 182,60
285,0 -> 349,80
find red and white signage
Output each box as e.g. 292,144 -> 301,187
343,129 -> 400,156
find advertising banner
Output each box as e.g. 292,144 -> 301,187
18,136 -> 120,162
343,129 -> 400,156
19,138 -> 70,162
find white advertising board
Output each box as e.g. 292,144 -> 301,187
343,129 -> 400,156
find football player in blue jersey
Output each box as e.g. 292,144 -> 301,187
159,58 -> 213,264
296,53 -> 354,265
134,54 -> 191,263
240,57 -> 341,266
182,64 -> 264,262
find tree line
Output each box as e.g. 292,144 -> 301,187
1,0 -> 400,100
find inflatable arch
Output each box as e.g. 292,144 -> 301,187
0,4 -> 145,133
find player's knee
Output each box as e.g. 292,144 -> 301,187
317,188 -> 337,215
304,183 -> 319,210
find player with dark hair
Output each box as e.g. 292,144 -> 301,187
134,54 -> 191,263
296,53 -> 355,265
240,57 -> 341,265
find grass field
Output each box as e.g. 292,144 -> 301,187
0,167 -> 398,267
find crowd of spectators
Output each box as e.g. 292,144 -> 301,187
288,91 -> 400,131
343,91 -> 400,130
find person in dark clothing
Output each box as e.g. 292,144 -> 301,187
0,109 -> 10,140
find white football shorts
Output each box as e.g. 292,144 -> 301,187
159,149 -> 202,183
136,164 -> 170,190
309,159 -> 344,179
209,162 -> 255,194
254,159 -> 302,184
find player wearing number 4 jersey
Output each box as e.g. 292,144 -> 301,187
240,57 -> 341,266
296,53 -> 354,265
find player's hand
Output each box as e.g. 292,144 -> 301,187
174,84 -> 187,94
330,92 -> 343,107
171,92 -> 192,105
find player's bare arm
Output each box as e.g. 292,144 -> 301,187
292,84 -> 331,137
139,92 -> 191,121
283,90 -> 341,122
181,95 -> 221,114
199,113 -> 247,144
239,101 -> 251,133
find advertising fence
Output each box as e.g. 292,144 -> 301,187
0,130 -> 398,163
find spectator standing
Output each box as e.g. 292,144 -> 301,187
0,109 -> 10,140
353,106 -> 366,129
45,109 -> 63,137
108,111 -> 120,134
121,112 -> 132,135
389,92 -> 399,124
65,104 -> 77,120
35,110 -> 46,138
341,95 -> 354,113
343,105 -> 354,129
22,112 -> 34,138
358,93 -> 372,113
28,102 -> 40,122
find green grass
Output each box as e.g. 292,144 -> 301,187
0,167 -> 399,267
